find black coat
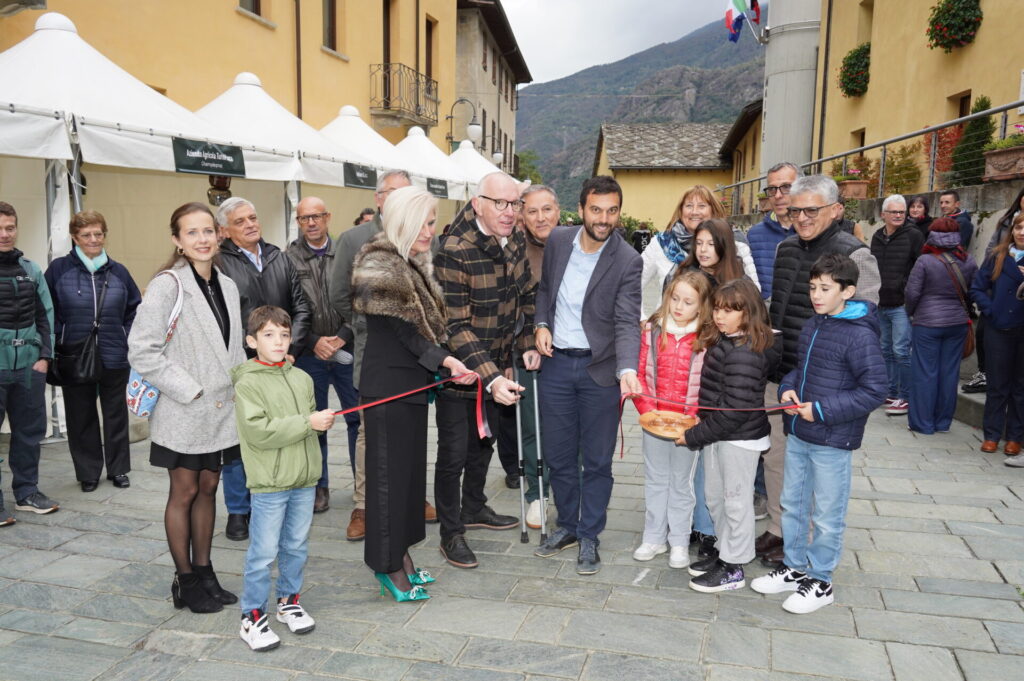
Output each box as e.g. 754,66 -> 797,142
683,332 -> 781,449
870,224 -> 924,308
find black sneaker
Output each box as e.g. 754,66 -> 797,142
577,538 -> 601,575
14,492 -> 59,514
439,533 -> 479,568
461,504 -> 518,530
534,527 -> 578,557
687,555 -> 721,577
961,371 -> 987,393
697,533 -> 719,559
689,561 -> 745,593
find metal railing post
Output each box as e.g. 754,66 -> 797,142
928,131 -> 938,192
1000,111 -> 1008,140
877,145 -> 887,198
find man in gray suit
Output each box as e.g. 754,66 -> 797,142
532,176 -> 642,575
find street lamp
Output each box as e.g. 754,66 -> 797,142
446,98 -> 482,149
492,150 -> 504,166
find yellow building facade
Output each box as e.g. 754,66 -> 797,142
811,0 -> 1023,160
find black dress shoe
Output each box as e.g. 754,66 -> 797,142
109,474 -> 130,489
461,504 -> 518,530
754,530 -> 783,557
81,480 -> 99,493
439,533 -> 479,568
504,473 -> 520,489
226,513 -> 249,541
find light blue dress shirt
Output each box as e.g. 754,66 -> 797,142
552,229 -> 606,349
241,242 -> 263,272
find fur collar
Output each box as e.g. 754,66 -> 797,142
351,233 -> 447,344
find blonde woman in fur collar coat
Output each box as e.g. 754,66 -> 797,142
351,186 -> 476,602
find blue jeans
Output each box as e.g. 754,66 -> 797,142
538,351 -> 620,541
294,353 -> 360,486
0,367 -> 47,504
908,324 -> 966,434
691,451 -> 715,536
781,435 -> 852,583
878,306 -> 912,401
241,486 -> 315,612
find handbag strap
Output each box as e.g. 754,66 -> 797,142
156,270 -> 185,343
931,253 -> 970,314
91,274 -> 110,331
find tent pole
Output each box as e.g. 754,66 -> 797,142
69,142 -> 84,213
42,160 -> 66,443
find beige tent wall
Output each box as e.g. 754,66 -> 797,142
0,156 -> 49,265
81,164 -> 287,286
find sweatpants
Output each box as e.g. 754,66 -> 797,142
703,440 -> 760,565
641,432 -> 699,547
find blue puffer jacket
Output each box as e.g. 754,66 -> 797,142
971,253 -> 1024,331
44,250 -> 141,370
778,300 -> 887,450
746,213 -> 790,300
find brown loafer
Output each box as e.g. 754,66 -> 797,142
1005,441 -> 1022,456
346,508 -> 366,541
424,500 -> 438,524
980,440 -> 999,453
754,530 -> 783,557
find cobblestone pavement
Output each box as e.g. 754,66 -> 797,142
0,402 -> 1021,681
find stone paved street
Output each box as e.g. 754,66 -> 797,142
0,398 -> 1021,681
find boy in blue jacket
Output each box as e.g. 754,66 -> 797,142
752,254 -> 886,614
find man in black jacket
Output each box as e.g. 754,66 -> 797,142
216,197 -> 311,541
870,195 -> 923,417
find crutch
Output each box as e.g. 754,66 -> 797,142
514,380 -> 529,543
533,372 -> 549,543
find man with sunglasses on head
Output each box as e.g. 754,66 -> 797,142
433,171 -> 540,569
748,162 -> 802,301
755,175 -> 879,567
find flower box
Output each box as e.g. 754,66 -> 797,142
837,180 -> 869,200
982,146 -> 1024,182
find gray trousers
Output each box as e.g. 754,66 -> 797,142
641,433 -> 699,547
704,441 -> 760,565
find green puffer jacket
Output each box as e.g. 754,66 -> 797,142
231,359 -> 320,494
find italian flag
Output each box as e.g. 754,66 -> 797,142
725,0 -> 760,42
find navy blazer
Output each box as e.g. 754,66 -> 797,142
535,226 -> 642,387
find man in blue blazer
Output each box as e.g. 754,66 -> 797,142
532,176 -> 642,575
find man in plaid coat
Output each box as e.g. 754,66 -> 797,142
434,172 -> 541,569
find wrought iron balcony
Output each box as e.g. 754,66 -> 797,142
369,63 -> 439,127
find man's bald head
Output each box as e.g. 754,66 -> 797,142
295,196 -> 331,246
471,172 -> 522,239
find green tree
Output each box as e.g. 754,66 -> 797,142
949,95 -> 994,187
515,150 -> 544,185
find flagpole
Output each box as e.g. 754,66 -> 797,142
744,14 -> 765,44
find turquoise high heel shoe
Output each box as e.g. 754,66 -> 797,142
408,569 -> 435,586
375,573 -> 430,602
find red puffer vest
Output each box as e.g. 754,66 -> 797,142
635,321 -> 705,416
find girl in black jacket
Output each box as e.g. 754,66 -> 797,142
680,279 -> 780,594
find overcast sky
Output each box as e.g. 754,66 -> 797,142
502,0 -> 728,84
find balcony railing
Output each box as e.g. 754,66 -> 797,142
369,63 -> 439,127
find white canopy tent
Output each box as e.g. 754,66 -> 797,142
449,140 -> 502,190
395,127 -> 469,200
320,105 -> 410,176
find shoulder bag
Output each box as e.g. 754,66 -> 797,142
126,270 -> 184,417
931,253 -> 975,359
47,274 -> 109,386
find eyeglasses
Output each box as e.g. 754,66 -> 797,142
764,183 -> 793,197
479,196 -> 524,212
883,210 -> 906,216
787,203 -> 836,219
297,212 -> 329,223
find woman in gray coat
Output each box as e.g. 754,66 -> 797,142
128,202 -> 245,614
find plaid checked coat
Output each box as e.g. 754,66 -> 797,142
434,210 -> 536,398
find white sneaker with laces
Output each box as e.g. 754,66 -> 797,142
277,595 -> 315,633
668,545 -> 689,569
240,609 -> 281,651
632,542 -> 668,561
751,565 -> 807,594
782,578 -> 834,614
526,499 -> 543,529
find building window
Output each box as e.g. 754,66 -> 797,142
481,108 -> 487,145
492,48 -> 498,85
323,0 -> 337,50
491,121 -> 497,151
240,0 -> 261,16
958,93 -> 972,118
498,68 -> 503,97
482,41 -> 487,71
425,16 -> 436,80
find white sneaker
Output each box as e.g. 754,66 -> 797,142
751,565 -> 807,594
526,499 -> 543,529
276,595 -> 315,634
1005,455 -> 1024,468
632,542 -> 668,561
240,609 -> 281,651
782,578 -> 834,614
668,545 -> 689,569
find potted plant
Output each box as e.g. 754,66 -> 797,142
838,42 -> 870,98
833,169 -> 869,199
756,191 -> 771,213
982,124 -> 1024,182
926,0 -> 983,53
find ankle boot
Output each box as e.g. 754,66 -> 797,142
193,563 -> 238,605
171,572 -> 223,613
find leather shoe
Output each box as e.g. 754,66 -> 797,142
505,473 -> 520,489
760,544 -> 785,568
980,440 -> 999,453
80,480 -> 99,493
461,504 -> 518,530
109,474 -> 130,489
754,530 -> 783,557
1005,441 -> 1021,456
424,500 -> 438,523
225,513 -> 249,541
440,533 -> 478,568
313,487 -> 329,513
346,508 -> 366,541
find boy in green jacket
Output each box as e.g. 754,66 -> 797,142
232,306 -> 335,651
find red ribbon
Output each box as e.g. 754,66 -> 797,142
333,374 -> 491,439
